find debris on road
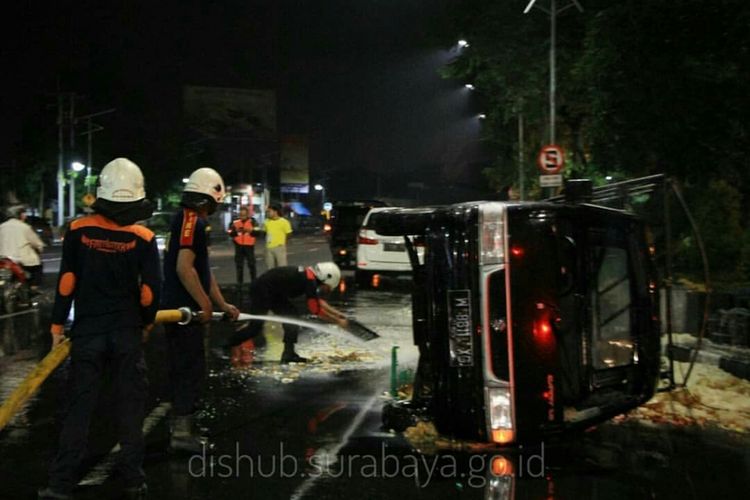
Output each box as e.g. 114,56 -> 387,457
618,361 -> 750,433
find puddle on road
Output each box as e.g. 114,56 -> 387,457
211,283 -> 419,386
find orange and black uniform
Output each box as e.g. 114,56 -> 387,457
161,208 -> 210,416
47,214 -> 160,495
227,265 -> 324,347
228,216 -> 257,284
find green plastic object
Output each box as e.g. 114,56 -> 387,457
390,345 -> 399,397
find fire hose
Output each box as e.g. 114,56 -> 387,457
0,308 -> 191,432
0,307 -> 378,432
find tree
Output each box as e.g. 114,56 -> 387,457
437,0 -> 750,278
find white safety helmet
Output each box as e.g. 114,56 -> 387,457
97,158 -> 146,202
183,167 -> 226,203
312,262 -> 341,289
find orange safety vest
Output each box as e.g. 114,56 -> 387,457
231,219 -> 256,246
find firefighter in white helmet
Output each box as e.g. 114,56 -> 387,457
160,167 -> 239,453
222,261 -> 348,364
40,158 -> 160,500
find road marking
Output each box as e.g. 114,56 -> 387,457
78,402 -> 172,486
290,393 -> 379,500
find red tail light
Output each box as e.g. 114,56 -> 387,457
358,235 -> 378,245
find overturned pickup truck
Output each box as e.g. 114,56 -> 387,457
373,185 -> 662,445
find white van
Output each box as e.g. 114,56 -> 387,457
355,207 -> 424,286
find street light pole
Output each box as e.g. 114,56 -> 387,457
550,0 -> 556,144
524,0 -> 584,145
314,184 -> 325,212
69,162 -> 85,218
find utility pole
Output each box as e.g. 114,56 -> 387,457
77,108 -> 115,193
56,93 -> 65,227
68,94 -> 76,219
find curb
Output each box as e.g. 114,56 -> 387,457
671,344 -> 750,382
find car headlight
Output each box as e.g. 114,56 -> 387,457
480,204 -> 505,265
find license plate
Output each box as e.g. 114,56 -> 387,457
448,289 -> 473,367
383,242 -> 405,252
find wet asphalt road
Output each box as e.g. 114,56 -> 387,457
1,234 -> 748,499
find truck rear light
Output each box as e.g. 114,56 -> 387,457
480,204 -> 505,264
491,429 -> 515,445
488,387 -> 514,444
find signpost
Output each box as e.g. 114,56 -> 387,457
537,144 -> 565,188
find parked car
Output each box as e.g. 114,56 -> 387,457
328,200 -> 387,270
293,214 -> 324,234
355,207 -> 424,286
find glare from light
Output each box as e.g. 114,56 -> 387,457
605,175 -> 613,181
465,84 -> 475,90
314,184 -> 324,191
182,178 -> 190,183
71,162 -> 86,172
457,39 -> 469,48
478,114 -> 487,119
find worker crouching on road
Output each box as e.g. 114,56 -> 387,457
39,158 -> 161,500
228,206 -> 258,288
160,167 -> 239,453
224,262 -> 348,364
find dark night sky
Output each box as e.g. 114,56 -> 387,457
0,0 -> 489,202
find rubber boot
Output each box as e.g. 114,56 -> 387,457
253,333 -> 267,350
169,415 -> 212,454
281,343 -> 308,364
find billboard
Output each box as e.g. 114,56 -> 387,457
183,86 -> 276,140
280,135 -> 309,193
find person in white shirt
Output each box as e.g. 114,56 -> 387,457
0,205 -> 45,289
